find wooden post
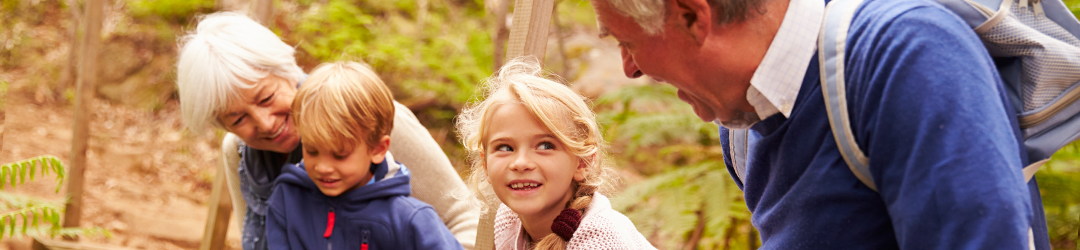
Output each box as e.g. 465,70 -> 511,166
63,0 -> 103,238
504,0 -> 556,61
199,163 -> 233,250
475,1 -> 556,249
252,0 -> 273,26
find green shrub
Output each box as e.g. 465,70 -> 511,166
126,0 -> 215,24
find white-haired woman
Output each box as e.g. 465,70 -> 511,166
176,12 -> 478,250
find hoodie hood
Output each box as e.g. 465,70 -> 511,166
275,152 -> 412,210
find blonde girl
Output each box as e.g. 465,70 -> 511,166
457,58 -> 654,249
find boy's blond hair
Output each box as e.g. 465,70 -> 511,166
293,61 -> 395,153
456,57 -> 618,248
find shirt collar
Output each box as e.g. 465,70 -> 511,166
746,0 -> 825,120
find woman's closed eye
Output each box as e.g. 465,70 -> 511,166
231,115 -> 245,126
260,94 -> 274,105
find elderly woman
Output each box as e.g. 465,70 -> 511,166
176,12 -> 478,250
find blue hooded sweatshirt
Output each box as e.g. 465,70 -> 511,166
265,155 -> 463,250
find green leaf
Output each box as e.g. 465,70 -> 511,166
30,210 -> 37,229
21,212 -> 27,234
8,214 -> 14,238
0,216 -> 6,240
0,165 -> 7,190
28,159 -> 37,182
10,166 -> 16,189
19,162 -> 27,184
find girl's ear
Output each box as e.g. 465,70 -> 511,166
573,154 -> 593,182
369,135 -> 392,164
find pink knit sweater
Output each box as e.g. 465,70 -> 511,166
493,193 -> 656,250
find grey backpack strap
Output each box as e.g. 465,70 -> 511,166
820,0 -> 878,191
728,129 -> 749,183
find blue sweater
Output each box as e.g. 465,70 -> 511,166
266,160 -> 463,250
718,0 -> 1040,249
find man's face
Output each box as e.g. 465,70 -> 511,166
592,0 -> 764,124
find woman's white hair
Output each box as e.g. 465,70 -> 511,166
176,12 -> 303,131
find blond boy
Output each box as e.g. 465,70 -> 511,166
265,62 -> 462,250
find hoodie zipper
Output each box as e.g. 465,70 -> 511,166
325,206 -> 336,250
361,230 -> 370,250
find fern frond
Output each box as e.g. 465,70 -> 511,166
0,156 -> 65,191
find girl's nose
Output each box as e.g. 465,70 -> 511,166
508,153 -> 537,172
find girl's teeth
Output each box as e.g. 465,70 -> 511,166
511,183 -> 539,189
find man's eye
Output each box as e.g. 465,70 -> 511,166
495,145 -> 513,152
537,142 -> 555,150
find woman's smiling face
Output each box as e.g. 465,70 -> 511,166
483,102 -> 587,220
217,74 -> 300,154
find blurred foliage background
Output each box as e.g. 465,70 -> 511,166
0,0 -> 1077,249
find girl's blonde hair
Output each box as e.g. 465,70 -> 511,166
456,57 -> 617,249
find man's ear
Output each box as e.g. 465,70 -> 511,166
369,135 -> 392,164
670,0 -> 712,44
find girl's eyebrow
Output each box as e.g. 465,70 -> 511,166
533,134 -> 557,140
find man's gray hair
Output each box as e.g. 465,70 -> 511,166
603,0 -> 768,35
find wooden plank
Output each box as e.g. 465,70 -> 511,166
32,237 -> 135,250
252,0 -> 273,26
504,0 -> 556,62
63,0 -> 103,237
199,163 -> 233,250
476,1 -> 556,249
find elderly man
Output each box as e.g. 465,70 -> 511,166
590,0 -> 1050,249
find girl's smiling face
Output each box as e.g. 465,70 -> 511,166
484,102 -> 587,227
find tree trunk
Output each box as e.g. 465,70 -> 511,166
64,0 -> 103,239
551,0 -> 570,78
492,0 -> 509,71
684,206 -> 706,250
55,0 -> 82,103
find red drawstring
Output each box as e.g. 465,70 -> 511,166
324,210 -> 336,238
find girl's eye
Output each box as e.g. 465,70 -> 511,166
537,142 -> 555,150
495,145 -> 513,152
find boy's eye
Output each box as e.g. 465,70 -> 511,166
495,145 -> 513,152
537,142 -> 555,150
305,150 -> 319,156
332,153 -> 348,160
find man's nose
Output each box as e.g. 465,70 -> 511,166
622,46 -> 644,79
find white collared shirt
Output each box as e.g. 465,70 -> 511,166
747,0 -> 825,120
